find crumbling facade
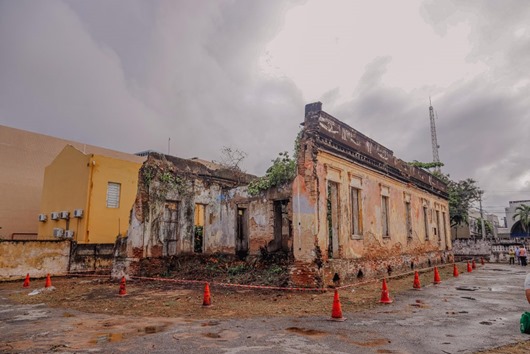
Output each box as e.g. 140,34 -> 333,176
113,154 -> 292,276
114,102 -> 451,287
291,103 -> 451,285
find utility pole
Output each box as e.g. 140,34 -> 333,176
168,137 -> 171,155
429,99 -> 441,173
479,191 -> 486,239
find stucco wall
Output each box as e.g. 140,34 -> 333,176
87,154 -> 142,243
317,151 -> 450,258
114,154 -> 292,277
0,125 -> 145,240
38,146 -> 90,241
37,146 -> 142,244
0,240 -> 70,281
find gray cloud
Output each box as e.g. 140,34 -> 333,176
0,0 -> 528,218
0,0 -> 304,175
324,2 -> 530,218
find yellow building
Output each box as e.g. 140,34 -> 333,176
38,145 -> 144,244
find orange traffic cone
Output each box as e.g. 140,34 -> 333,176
22,273 -> 30,288
330,289 -> 346,321
453,264 -> 459,277
481,257 -> 485,265
467,261 -> 472,272
433,267 -> 441,284
44,274 -> 52,288
118,276 -> 127,296
472,259 -> 476,269
380,279 -> 393,304
202,282 -> 212,307
413,271 -> 422,290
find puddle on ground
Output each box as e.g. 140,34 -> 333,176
456,286 -> 479,291
285,327 -> 327,336
90,324 -> 169,344
143,324 -> 168,334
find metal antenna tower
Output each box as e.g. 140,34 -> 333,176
429,98 -> 441,173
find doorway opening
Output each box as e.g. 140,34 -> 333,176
271,200 -> 291,253
236,207 -> 249,259
327,182 -> 340,258
162,201 -> 179,256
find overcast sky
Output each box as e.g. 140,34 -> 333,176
1,0 -> 529,220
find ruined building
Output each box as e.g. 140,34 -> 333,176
114,102 -> 451,287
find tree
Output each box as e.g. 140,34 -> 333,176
513,204 -> 530,237
447,178 -> 482,228
474,218 -> 493,237
217,146 -> 247,172
431,172 -> 482,228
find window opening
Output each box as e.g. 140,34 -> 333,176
382,195 -> 389,237
423,206 -> 429,240
405,201 -> 412,239
194,204 -> 205,253
351,187 -> 362,236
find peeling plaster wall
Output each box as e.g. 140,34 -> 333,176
313,151 -> 450,260
0,240 -> 70,280
114,153 -> 290,277
291,103 -> 451,287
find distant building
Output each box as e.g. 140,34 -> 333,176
0,125 -> 144,240
38,145 -> 144,243
505,200 -> 530,237
451,211 -> 499,240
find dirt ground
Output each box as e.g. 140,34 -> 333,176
3,263 -> 529,353
5,264 -> 459,319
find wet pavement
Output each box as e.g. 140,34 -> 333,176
1,263 -> 530,353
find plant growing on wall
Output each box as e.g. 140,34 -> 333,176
194,225 -> 203,253
141,163 -> 187,202
247,151 -> 296,196
408,160 -> 445,170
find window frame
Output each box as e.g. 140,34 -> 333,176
350,186 -> 363,238
423,205 -> 429,240
106,182 -> 121,209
